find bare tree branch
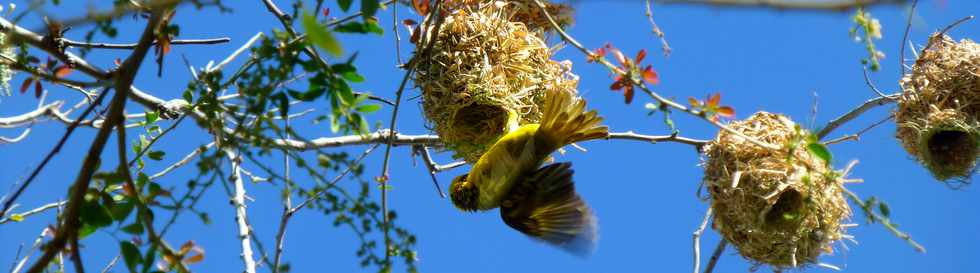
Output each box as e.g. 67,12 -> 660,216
823,114 -> 894,145
0,17 -> 110,80
64,37 -> 231,49
150,142 -> 215,179
816,93 -> 899,139
692,208 -> 713,273
899,0 -> 919,76
414,145 -> 450,198
702,240 -> 728,273
0,201 -> 65,224
9,227 -> 51,273
377,0 -> 448,263
0,128 -> 30,143
226,149 -> 258,273
98,256 -> 119,273
656,0 -> 905,10
645,0 -> 671,56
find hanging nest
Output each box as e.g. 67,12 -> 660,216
896,34 -> 980,182
413,1 -> 579,162
436,0 -> 574,34
702,112 -> 851,269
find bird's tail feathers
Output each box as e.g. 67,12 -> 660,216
538,90 -> 608,149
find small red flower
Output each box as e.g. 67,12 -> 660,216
601,44 -> 660,104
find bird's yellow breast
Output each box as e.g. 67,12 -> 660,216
469,124 -> 543,210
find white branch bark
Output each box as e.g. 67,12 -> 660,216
226,149 -> 257,273
656,0 -> 904,10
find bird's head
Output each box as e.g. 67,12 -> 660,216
449,174 -> 479,211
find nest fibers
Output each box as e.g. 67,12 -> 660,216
437,0 -> 574,34
414,1 -> 579,162
702,112 -> 851,268
896,34 -> 980,182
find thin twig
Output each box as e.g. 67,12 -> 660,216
150,142 -> 216,180
843,188 -> 926,252
937,16 -> 974,39
393,0 -> 402,64
378,0 -> 448,263
209,32 -> 264,73
272,113 -> 293,273
414,145 -> 447,198
816,93 -> 899,139
98,256 -> 119,273
702,240 -> 727,273
692,208 -> 713,273
0,129 -> 31,144
293,143 -> 382,212
823,114 -> 894,145
9,227 -> 50,273
862,66 -> 888,98
116,101 -> 191,273
645,0 -> 671,56
899,0 -> 919,76
532,0 -> 779,151
64,37 -> 231,49
0,201 -> 65,224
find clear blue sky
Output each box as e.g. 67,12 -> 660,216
2,0 -> 979,272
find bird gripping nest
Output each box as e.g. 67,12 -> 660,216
413,1 -> 579,162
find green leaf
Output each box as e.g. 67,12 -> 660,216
356,104 -> 381,113
80,199 -> 113,229
145,111 -> 159,124
147,151 -> 165,161
141,245 -> 158,273
303,12 -> 343,57
329,113 -> 341,133
338,85 -> 356,106
120,241 -> 142,273
806,143 -> 832,165
879,201 -> 891,217
361,0 -> 380,17
137,172 -> 150,188
357,114 -> 370,134
110,200 -> 135,221
79,224 -> 98,238
288,87 -> 326,102
121,222 -> 145,235
334,21 -> 384,35
182,89 -> 193,103
338,0 -> 353,11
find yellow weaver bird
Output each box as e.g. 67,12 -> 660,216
449,90 -> 608,256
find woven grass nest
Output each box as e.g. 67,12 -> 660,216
413,1 -> 579,162
896,34 -> 980,182
702,112 -> 851,268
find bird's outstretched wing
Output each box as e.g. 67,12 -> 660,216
500,162 -> 598,257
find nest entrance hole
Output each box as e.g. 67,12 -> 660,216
451,103 -> 509,144
764,189 -> 805,230
926,130 -> 978,176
